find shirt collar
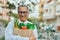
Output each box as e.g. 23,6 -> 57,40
18,19 -> 29,24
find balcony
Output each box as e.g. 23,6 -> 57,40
43,14 -> 56,20
56,3 -> 60,16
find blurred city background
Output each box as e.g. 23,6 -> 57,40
0,0 -> 60,40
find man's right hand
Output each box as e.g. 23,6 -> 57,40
29,35 -> 36,40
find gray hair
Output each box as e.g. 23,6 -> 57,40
18,5 -> 28,9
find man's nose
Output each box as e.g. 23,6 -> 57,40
21,13 -> 24,16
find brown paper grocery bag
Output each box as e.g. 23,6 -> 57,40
13,28 -> 33,37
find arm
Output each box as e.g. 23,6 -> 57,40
29,25 -> 38,40
5,20 -> 29,40
33,25 -> 38,40
5,21 -> 22,40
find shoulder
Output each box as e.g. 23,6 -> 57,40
27,21 -> 34,24
27,21 -> 32,24
27,21 -> 36,27
6,19 -> 14,28
9,19 -> 14,24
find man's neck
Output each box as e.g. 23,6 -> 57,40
21,20 -> 26,22
18,19 -> 27,23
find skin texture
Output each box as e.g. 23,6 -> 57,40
18,6 -> 36,40
29,35 -> 36,40
18,7 -> 29,22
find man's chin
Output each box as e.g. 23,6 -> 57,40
20,19 -> 26,22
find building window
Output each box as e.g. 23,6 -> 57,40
57,26 -> 60,32
56,5 -> 60,14
47,0 -> 52,3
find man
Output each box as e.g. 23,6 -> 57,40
5,5 -> 38,40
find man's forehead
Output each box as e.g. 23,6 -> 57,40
18,7 -> 28,11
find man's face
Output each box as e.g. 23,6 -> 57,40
18,7 -> 29,22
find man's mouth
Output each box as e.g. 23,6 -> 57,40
20,16 -> 25,18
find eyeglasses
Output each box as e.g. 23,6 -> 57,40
18,11 -> 28,14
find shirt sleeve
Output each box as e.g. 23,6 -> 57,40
33,25 -> 38,40
5,20 -> 29,40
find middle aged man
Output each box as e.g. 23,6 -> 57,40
5,5 -> 38,40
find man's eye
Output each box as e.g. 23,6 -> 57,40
18,11 -> 28,13
18,11 -> 21,13
23,12 -> 27,13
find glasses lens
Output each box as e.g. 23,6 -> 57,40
18,11 -> 28,14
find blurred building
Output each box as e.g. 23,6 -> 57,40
38,0 -> 44,21
38,0 -> 60,40
39,0 -> 60,32
0,0 -> 10,21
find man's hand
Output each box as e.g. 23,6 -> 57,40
29,35 -> 36,40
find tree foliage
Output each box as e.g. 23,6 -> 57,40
7,1 -> 16,9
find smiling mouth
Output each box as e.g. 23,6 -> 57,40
20,16 -> 25,18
